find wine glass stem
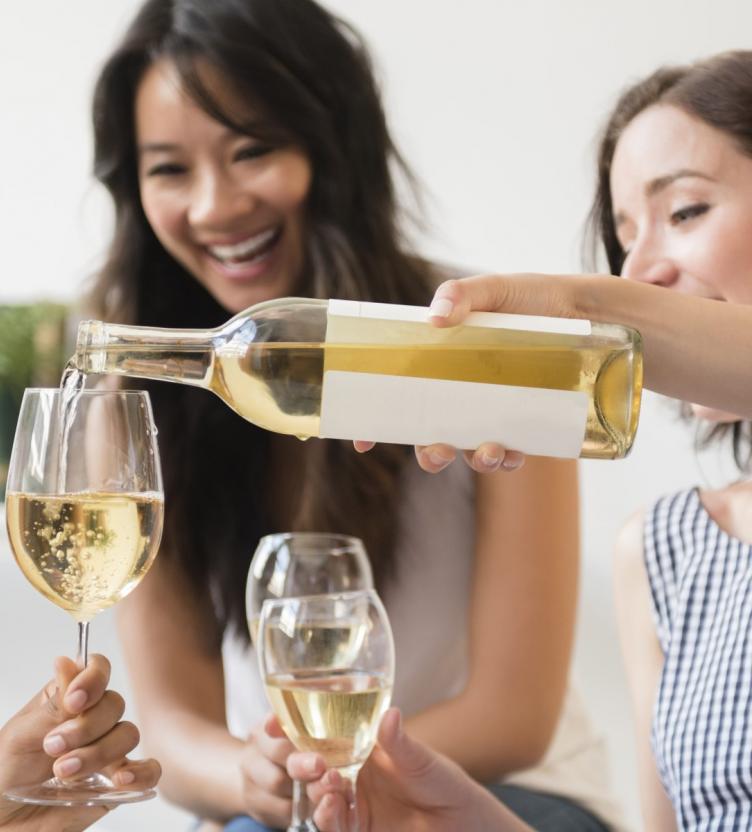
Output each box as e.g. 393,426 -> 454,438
77,620 -> 90,668
291,778 -> 309,826
343,771 -> 360,832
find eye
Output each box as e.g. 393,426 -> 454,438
234,143 -> 273,162
670,203 -> 709,225
145,163 -> 187,178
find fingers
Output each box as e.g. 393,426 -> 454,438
287,751 -> 327,783
109,757 -> 162,790
52,720 -> 140,781
376,707 -> 434,775
353,440 -> 375,453
60,654 -> 112,716
428,276 -> 513,327
414,443 -> 457,473
462,444 -> 526,474
43,690 -> 127,763
241,717 -> 296,811
312,792 -> 349,832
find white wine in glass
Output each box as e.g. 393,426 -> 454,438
246,532 -> 373,832
3,388 -> 163,807
258,590 -> 395,831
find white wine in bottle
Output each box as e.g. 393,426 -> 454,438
71,297 -> 643,459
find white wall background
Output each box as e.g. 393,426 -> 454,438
2,1 -> 752,830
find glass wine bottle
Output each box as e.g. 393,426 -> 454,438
71,297 -> 643,459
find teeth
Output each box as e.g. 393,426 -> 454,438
209,228 -> 277,261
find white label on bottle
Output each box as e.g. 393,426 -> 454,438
326,299 -> 592,337
319,372 -> 588,459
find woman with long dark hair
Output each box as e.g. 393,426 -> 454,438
87,1 -> 618,829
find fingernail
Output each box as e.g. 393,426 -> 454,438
115,770 -> 136,786
56,756 -> 82,778
480,452 -> 501,470
43,734 -> 67,756
427,451 -> 451,471
65,689 -> 87,712
429,297 -> 453,318
303,755 -> 320,775
502,453 -> 524,471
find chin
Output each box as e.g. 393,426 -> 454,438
691,403 -> 742,423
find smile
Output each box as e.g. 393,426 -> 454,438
206,227 -> 281,267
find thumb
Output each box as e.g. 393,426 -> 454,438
376,708 -> 433,775
428,276 -> 514,327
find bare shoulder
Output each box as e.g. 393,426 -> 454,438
613,507 -> 647,581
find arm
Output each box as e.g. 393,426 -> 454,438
404,457 -> 579,781
612,512 -> 677,831
117,557 -> 294,825
430,273 -> 752,418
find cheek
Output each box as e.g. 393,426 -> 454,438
682,216 -> 752,303
266,155 -> 312,214
140,187 -> 185,246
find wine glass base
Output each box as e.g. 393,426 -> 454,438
2,773 -> 157,807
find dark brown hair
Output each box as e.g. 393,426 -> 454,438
87,0 -> 437,646
586,50 -> 752,471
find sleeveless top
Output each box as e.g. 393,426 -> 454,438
223,461 -> 625,829
645,487 -> 752,830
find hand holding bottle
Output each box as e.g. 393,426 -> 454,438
0,655 -> 161,831
357,272 -> 593,473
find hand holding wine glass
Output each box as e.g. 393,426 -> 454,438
257,589 -> 394,832
3,388 -> 163,807
0,654 -> 161,831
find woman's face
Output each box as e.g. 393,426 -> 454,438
610,103 -> 752,421
135,59 -> 312,314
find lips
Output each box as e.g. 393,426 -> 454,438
205,226 -> 281,266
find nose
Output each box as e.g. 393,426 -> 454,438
620,235 -> 679,288
187,166 -> 255,229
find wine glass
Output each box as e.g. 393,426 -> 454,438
2,388 -> 163,806
258,589 -> 394,832
246,532 -> 373,831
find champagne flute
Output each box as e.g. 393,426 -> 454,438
258,589 -> 394,832
3,388 -> 163,806
246,533 -> 373,831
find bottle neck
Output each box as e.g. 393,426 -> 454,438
74,320 -> 216,388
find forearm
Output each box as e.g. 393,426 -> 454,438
143,709 -> 246,819
575,275 -> 752,416
404,692 -> 549,783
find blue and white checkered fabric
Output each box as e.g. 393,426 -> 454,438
646,488 -> 752,831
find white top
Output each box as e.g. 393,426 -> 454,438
223,461 -> 625,829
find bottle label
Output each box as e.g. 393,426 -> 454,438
326,299 -> 592,336
319,371 -> 588,457
321,300 -> 590,458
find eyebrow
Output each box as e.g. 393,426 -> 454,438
614,168 -> 716,228
139,143 -> 181,157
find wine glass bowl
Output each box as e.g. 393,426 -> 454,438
2,388 -> 163,806
246,532 -> 373,646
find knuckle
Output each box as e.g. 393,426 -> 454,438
104,690 -> 127,719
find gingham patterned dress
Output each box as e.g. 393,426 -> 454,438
645,487 -> 752,831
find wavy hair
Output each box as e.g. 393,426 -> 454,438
86,0 -> 437,645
